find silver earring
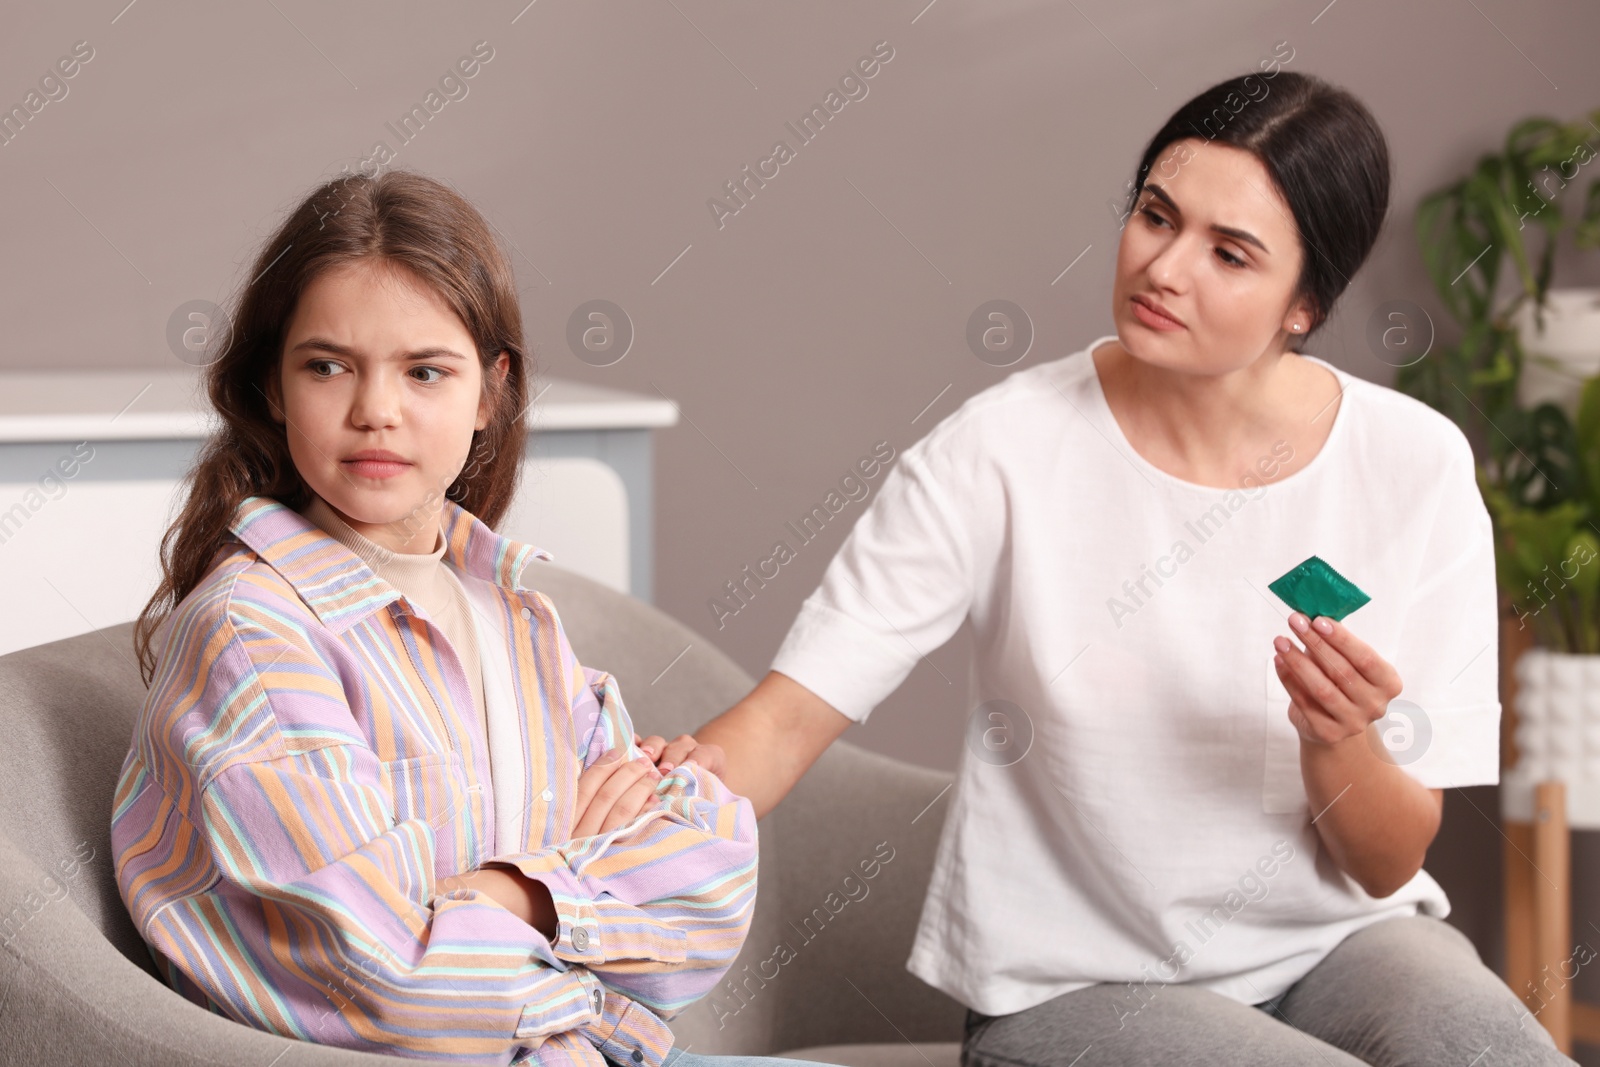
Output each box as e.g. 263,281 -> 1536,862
1291,324 -> 1302,331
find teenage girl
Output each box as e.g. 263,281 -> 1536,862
111,171 -> 831,1067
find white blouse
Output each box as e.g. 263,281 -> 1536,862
771,333 -> 1501,1013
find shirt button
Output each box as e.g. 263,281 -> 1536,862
632,1051 -> 644,1063
541,788 -> 554,802
571,926 -> 590,951
592,988 -> 603,1012
520,606 -> 533,620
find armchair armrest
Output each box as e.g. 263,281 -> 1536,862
668,741 -> 966,1055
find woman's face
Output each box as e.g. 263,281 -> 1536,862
1111,137 -> 1312,376
269,258 -> 507,553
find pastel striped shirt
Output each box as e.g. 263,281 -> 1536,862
111,495 -> 759,1066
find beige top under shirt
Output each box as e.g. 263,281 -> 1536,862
300,495 -> 488,738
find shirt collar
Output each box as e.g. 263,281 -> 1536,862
227,495 -> 553,630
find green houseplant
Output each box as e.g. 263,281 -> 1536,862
1400,108 -> 1600,651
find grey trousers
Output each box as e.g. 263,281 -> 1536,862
960,916 -> 1576,1066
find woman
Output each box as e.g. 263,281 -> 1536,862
111,170 -> 833,1067
646,72 -> 1574,1065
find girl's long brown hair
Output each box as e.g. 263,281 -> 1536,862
134,169 -> 531,685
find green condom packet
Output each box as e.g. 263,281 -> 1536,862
1268,555 -> 1371,622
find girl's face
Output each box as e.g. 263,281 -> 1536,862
268,258 -> 507,553
1112,137 -> 1312,376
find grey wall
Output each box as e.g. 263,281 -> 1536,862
6,0 -> 1600,1052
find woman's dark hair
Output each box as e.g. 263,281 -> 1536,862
133,169 -> 532,684
1125,70 -> 1390,346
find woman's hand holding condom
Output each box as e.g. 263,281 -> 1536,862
1273,610 -> 1443,899
1273,611 -> 1403,748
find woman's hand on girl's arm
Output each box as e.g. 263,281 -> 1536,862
1273,611 -> 1445,898
633,731 -> 726,777
661,671 -> 852,819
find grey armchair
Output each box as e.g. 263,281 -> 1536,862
0,561 -> 966,1066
